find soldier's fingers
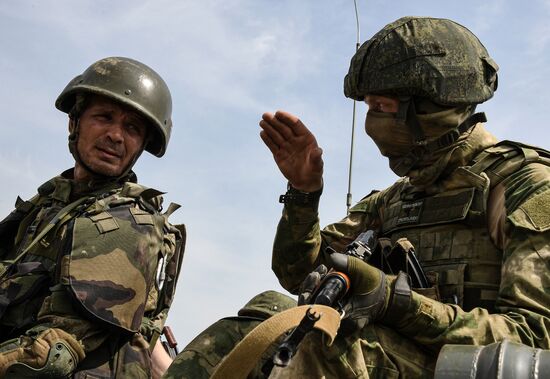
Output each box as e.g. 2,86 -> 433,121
298,292 -> 311,306
262,112 -> 296,140
260,130 -> 279,155
301,271 -> 321,293
314,264 -> 328,276
274,110 -> 311,137
259,119 -> 287,147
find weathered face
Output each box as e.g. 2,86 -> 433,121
74,95 -> 148,181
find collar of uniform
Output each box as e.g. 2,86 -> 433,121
404,124 -> 498,195
37,168 -> 138,203
440,124 -> 498,177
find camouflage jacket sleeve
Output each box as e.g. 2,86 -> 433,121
394,162 -> 550,350
272,189 -> 384,294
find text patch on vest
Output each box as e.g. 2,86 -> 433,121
383,188 -> 475,233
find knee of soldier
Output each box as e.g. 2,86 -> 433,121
4,327 -> 85,378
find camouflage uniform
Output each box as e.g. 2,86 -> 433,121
0,57 -> 183,378
163,291 -> 296,379
0,169 -> 184,378
269,17 -> 550,379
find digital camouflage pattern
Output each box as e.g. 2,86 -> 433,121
268,324 -> 435,379
0,169 -> 184,378
163,290 -> 297,379
344,17 -> 499,105
271,125 -> 550,377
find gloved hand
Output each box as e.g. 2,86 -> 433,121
297,264 -> 328,306
297,253 -> 412,335
328,252 -> 390,333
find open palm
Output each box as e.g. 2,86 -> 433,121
260,110 -> 323,192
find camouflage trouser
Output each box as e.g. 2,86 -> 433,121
0,325 -> 85,378
268,324 -> 436,379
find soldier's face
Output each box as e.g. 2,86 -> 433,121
74,96 -> 148,181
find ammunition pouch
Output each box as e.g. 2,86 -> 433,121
368,237 -> 430,289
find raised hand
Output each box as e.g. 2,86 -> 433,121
259,110 -> 323,192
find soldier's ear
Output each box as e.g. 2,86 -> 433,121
68,117 -> 76,134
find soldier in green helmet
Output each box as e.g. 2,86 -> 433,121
259,16 -> 550,377
0,57 -> 184,378
163,290 -> 297,379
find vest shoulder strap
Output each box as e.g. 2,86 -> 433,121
470,140 -> 550,188
118,182 -> 167,213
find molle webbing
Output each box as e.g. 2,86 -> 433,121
382,188 -> 475,233
1,182 -> 180,334
382,141 -> 550,313
383,141 -> 550,235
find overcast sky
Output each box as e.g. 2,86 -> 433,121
1,0 -> 549,348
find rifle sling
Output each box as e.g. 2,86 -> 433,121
210,304 -> 340,379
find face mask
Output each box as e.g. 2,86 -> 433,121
364,110 -> 412,158
416,105 -> 474,138
365,105 -> 474,176
365,110 -> 417,176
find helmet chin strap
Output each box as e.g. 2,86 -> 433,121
68,117 -> 142,183
390,97 -> 428,176
396,97 -> 426,146
390,97 -> 485,177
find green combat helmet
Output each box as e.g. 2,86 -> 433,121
344,17 -> 500,177
55,56 -> 173,157
344,16 -> 499,105
238,290 -> 298,319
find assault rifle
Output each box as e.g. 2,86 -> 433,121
271,270 -> 350,368
271,231 -> 429,368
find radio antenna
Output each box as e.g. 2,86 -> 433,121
346,0 -> 361,214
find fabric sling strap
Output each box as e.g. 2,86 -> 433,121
0,196 -> 90,281
210,304 -> 341,379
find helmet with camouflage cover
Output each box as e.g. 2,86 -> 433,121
238,290 -> 297,319
56,57 -> 173,157
344,16 -> 499,105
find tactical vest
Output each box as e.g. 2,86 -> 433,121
376,141 -> 550,312
0,178 -> 185,341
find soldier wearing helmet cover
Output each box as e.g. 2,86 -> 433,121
0,57 -> 184,378
163,290 -> 297,379
260,16 -> 550,377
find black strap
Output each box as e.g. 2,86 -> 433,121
398,97 -> 426,145
279,184 -> 322,206
425,112 -> 487,153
